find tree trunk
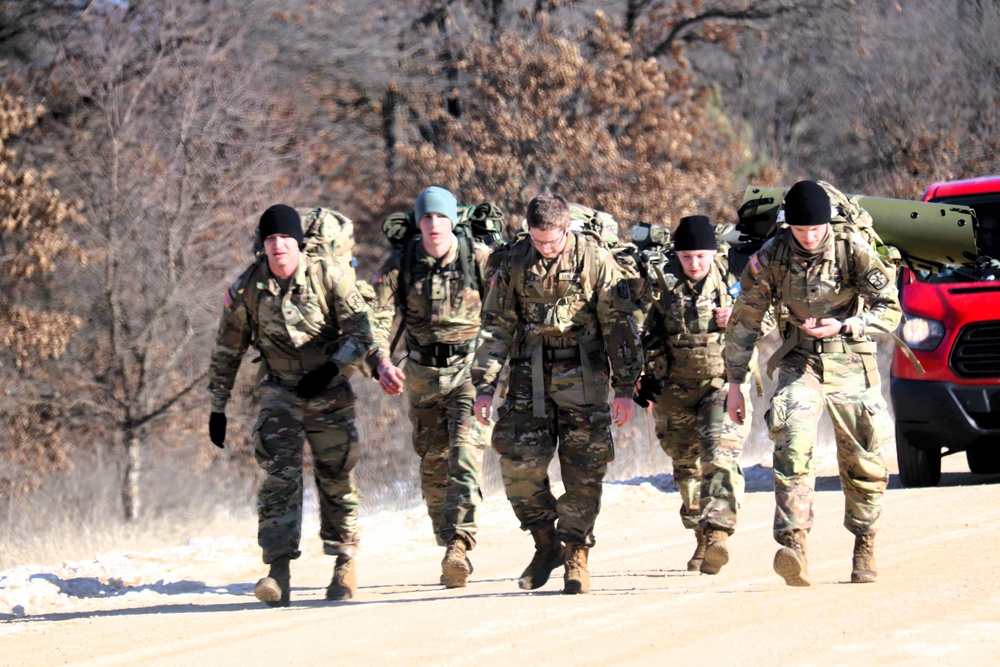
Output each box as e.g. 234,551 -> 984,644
121,429 -> 142,522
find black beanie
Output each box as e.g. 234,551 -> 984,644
673,215 -> 717,251
784,181 -> 832,226
259,204 -> 304,246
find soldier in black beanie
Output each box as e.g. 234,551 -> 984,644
724,179 -> 900,587
636,212 -> 753,576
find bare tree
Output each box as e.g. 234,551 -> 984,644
18,0 -> 287,521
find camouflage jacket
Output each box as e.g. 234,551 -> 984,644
642,253 -> 738,383
207,255 -> 374,412
472,231 -> 643,398
368,234 -> 493,366
725,227 -> 901,384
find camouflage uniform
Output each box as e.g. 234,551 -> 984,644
208,254 -> 373,564
643,253 -> 751,534
725,226 -> 901,541
472,231 -> 643,547
369,234 -> 493,548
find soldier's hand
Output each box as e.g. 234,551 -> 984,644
612,397 -> 634,427
726,383 -> 746,425
296,361 -> 340,399
209,411 -> 227,448
713,307 -> 731,330
802,317 -> 840,339
376,359 -> 406,396
473,394 -> 493,426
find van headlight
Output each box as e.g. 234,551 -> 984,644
900,315 -> 945,351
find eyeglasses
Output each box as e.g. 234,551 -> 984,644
529,230 -> 567,251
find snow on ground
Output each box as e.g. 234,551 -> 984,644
0,462 -> 792,621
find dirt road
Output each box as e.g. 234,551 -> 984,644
4,459 -> 1000,666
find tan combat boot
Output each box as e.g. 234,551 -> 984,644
325,554 -> 357,601
700,528 -> 730,575
518,524 -> 564,590
563,544 -> 591,595
773,529 -> 810,587
441,537 -> 471,589
851,534 -> 877,584
254,555 -> 291,607
687,526 -> 707,572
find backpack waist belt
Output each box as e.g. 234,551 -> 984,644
265,354 -> 331,372
407,339 -> 476,367
794,337 -> 877,355
520,335 -> 604,418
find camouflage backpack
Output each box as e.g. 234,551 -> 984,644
244,207 -> 357,334
567,203 -> 648,304
737,180 -> 900,309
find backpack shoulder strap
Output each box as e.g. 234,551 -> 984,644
455,227 -> 481,296
504,238 -> 532,311
239,259 -> 266,345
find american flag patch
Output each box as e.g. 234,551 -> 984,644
749,253 -> 763,277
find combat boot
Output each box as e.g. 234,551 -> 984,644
563,543 -> 591,595
700,528 -> 730,575
851,534 -> 877,584
518,524 -> 564,590
773,529 -> 810,587
441,537 -> 471,589
325,554 -> 357,601
687,526 -> 707,572
254,555 -> 291,607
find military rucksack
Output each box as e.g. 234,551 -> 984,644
566,203 -> 648,304
735,181 -> 896,323
244,207 -> 357,336
738,182 -> 923,378
737,180 -> 900,297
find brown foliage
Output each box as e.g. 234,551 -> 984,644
383,10 -> 772,235
0,91 -> 87,496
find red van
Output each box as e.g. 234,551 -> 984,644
890,176 -> 1000,486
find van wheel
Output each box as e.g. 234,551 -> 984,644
896,427 -> 941,487
966,445 -> 1000,475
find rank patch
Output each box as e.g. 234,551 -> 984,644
865,268 -> 889,291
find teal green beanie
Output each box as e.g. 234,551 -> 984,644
414,186 -> 458,228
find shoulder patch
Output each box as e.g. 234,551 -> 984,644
371,272 -> 383,285
748,253 -> 763,277
865,267 -> 889,291
345,290 -> 367,315
617,278 -> 631,300
223,289 -> 233,309
728,282 -> 741,299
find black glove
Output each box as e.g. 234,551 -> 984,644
296,361 -> 340,399
633,374 -> 665,408
209,411 -> 227,448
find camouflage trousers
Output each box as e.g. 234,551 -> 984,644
492,357 -> 614,547
253,375 -> 360,564
652,376 -> 750,534
767,350 -> 890,541
406,354 -> 486,548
